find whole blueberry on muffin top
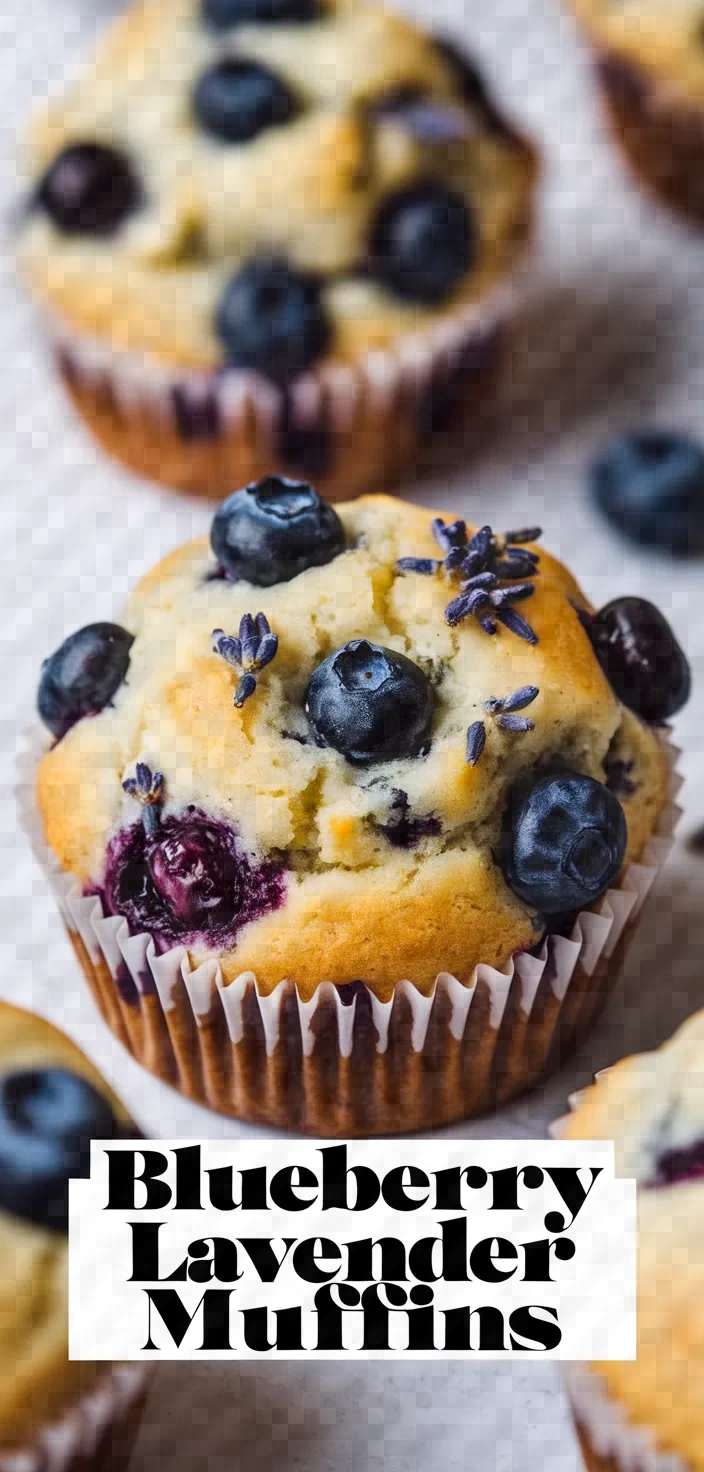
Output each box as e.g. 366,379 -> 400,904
36,489 -> 681,998
0,1003 -> 134,1453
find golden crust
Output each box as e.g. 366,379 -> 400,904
564,1010 -> 704,1470
36,494 -> 668,1001
567,0 -> 704,106
0,1002 -> 131,1451
18,0 -> 537,369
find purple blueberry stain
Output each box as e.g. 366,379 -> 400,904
649,1138 -> 704,1189
172,381 -> 221,442
373,789 -> 442,849
99,807 -> 286,951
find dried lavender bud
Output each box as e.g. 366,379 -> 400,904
504,527 -> 542,545
496,713 -> 535,732
484,686 -> 539,715
213,612 -> 278,707
466,721 -> 486,766
396,517 -> 541,643
396,556 -> 441,576
122,763 -> 164,836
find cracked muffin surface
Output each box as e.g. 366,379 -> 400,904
19,0 -> 536,371
36,492 -> 670,1001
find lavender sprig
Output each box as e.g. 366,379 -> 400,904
465,686 -> 539,766
212,613 -> 278,708
396,520 -> 542,644
122,763 -> 164,835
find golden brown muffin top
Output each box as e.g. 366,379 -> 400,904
36,493 -> 668,1000
0,1002 -> 131,1450
19,0 -> 536,370
563,1009 -> 704,1470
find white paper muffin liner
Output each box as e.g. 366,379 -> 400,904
562,1363 -> 691,1472
0,1365 -> 150,1472
43,274 -> 518,502
554,1013 -> 693,1472
17,732 -> 681,1135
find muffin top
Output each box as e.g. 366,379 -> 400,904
0,1002 -> 130,1450
35,487 -> 680,1001
563,1009 -> 704,1470
19,0 -> 536,376
569,0 -> 704,105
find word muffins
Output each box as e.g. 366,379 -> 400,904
33,484 -> 684,1134
18,0 -> 537,501
560,1009 -> 704,1472
0,1001 -> 147,1471
568,0 -> 704,223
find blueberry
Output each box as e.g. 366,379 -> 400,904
651,1139 -> 704,1189
35,143 -> 140,236
368,182 -> 477,305
104,809 -> 285,946
211,475 -> 344,586
148,822 -> 241,929
501,769 -> 628,915
38,623 -> 134,740
589,597 -> 691,724
203,0 -> 320,28
216,259 -> 331,382
305,640 -> 434,764
590,431 -> 704,555
193,58 -> 296,144
0,1068 -> 120,1232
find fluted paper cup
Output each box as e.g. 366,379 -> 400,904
563,1362 -> 692,1472
0,1366 -> 150,1472
45,279 -> 514,504
17,733 -> 681,1136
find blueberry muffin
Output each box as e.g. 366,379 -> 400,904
0,1001 -> 148,1469
561,1010 -> 704,1472
18,0 -> 537,501
567,0 -> 704,222
33,483 -> 684,1133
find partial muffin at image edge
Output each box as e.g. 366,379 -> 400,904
25,481 -> 687,1135
0,1000 -> 149,1470
17,0 -> 538,502
567,0 -> 704,223
559,1009 -> 704,1472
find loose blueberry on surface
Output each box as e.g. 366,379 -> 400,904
368,182 -> 477,305
35,143 -> 140,236
216,258 -> 331,383
590,431 -> 704,555
211,475 -> 344,586
38,623 -> 134,740
589,597 -> 691,724
305,640 -> 434,764
0,1068 -> 120,1232
103,809 -> 285,948
203,0 -> 319,28
193,58 -> 296,144
501,769 -> 628,915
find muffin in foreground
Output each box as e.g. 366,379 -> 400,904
32,484 -> 684,1133
567,0 -> 704,223
0,1000 -> 148,1470
560,1010 -> 704,1472
18,0 -> 537,502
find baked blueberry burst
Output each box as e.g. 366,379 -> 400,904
105,765 -> 284,947
0,1067 -> 121,1231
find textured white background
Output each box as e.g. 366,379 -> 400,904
2,0 -> 704,1465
